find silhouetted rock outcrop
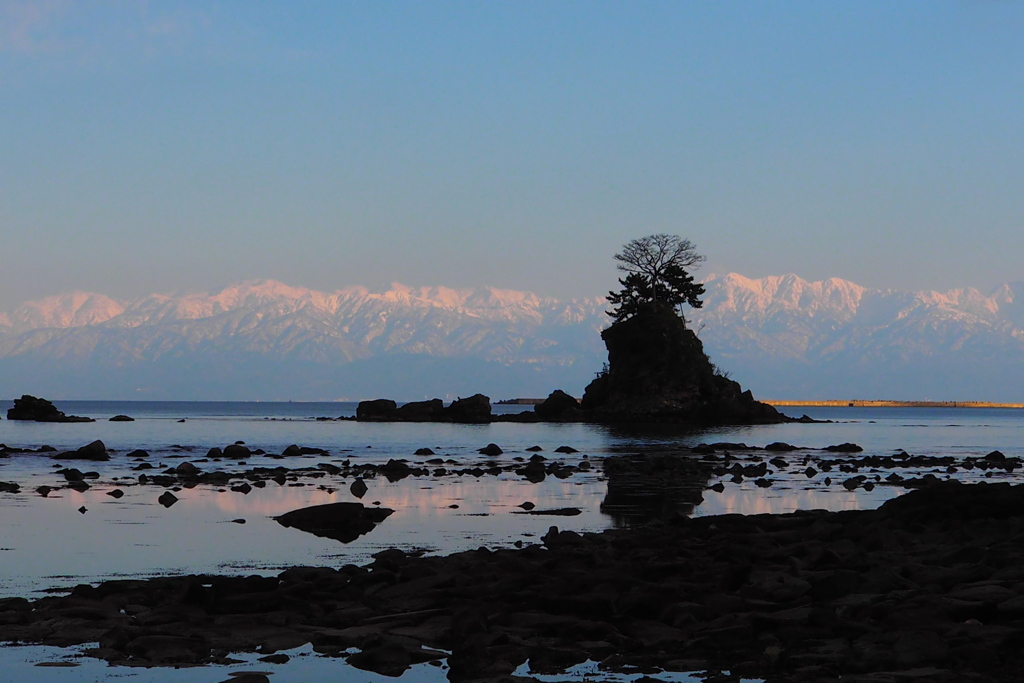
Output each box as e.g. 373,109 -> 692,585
356,399 -> 398,421
355,395 -> 492,423
581,305 -> 785,424
395,398 -> 445,421
444,394 -> 491,423
533,389 -> 583,421
6,395 -> 94,422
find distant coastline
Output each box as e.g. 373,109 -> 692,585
767,399 -> 1024,409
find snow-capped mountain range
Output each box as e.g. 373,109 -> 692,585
1,274 -> 1022,401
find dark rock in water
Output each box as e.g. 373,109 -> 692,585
825,442 -> 863,453
106,489 -> 125,499
396,398 -> 445,421
478,443 -> 503,456
206,447 -> 222,458
525,445 -> 544,452
512,507 -> 581,516
580,306 -> 785,424
126,449 -> 149,459
554,445 -> 578,454
223,444 -> 250,459
350,478 -> 368,499
61,468 -> 85,482
0,481 -> 20,493
6,395 -> 94,422
414,447 -> 435,456
77,506 -> 87,514
275,501 -> 393,543
158,491 -> 178,508
356,399 -> 398,421
281,444 -> 328,457
986,450 -> 1007,462
218,674 -> 270,683
36,485 -> 52,497
765,442 -> 798,451
518,501 -> 536,510
533,390 -> 582,421
445,394 -> 492,423
56,440 -> 109,461
108,415 -> 134,422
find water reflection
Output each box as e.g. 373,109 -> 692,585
599,453 -> 711,526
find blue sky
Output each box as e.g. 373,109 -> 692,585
2,1 -> 1023,310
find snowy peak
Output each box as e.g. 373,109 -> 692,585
5,292 -> 124,331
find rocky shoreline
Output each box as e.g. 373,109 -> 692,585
2,478 -> 1024,681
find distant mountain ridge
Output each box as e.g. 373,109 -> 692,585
1,275 -> 1022,401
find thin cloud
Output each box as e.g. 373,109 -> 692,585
0,0 -> 72,54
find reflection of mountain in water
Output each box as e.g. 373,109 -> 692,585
600,452 -> 711,526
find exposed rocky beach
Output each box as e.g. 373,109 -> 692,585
4,402 -> 1024,682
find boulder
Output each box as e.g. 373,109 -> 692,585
109,415 -> 134,422
356,399 -> 398,421
395,399 -> 445,421
223,444 -> 251,459
56,440 -> 109,461
444,394 -> 492,423
275,502 -> 394,543
7,395 -> 94,422
533,390 -> 583,421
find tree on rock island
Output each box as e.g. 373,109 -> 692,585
607,234 -> 706,323
582,234 -> 786,424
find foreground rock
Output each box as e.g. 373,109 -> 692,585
6,481 -> 1024,681
581,306 -> 786,424
6,395 -> 94,422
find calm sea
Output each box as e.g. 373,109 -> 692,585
1,401 -> 1023,681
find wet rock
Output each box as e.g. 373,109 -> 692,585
533,390 -> 582,421
175,462 -> 200,476
275,501 -> 394,543
414,448 -> 436,456
57,440 -> 109,462
396,399 -> 445,421
985,450 -> 1007,463
478,443 -> 503,456
350,478 -> 368,499
825,443 -> 863,453
446,394 -> 492,423
126,449 -> 149,459
554,445 -> 579,454
157,492 -> 178,508
109,415 -> 134,422
356,399 -> 399,421
512,507 -> 582,516
223,444 -> 251,459
525,446 -> 544,452
765,442 -> 798,451
0,481 -> 20,493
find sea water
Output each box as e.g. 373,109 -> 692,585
1,402 -> 1023,681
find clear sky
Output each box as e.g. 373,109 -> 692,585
2,1 -> 1023,311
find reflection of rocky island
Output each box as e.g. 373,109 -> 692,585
582,305 -> 785,424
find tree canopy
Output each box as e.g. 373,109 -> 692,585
607,234 -> 705,322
